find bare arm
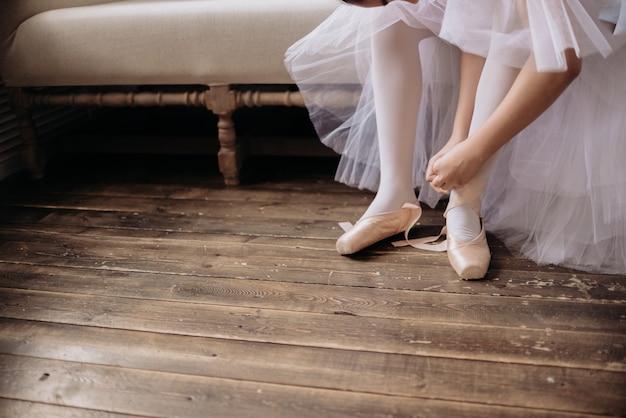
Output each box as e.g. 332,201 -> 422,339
450,52 -> 486,141
429,48 -> 582,191
425,52 -> 485,182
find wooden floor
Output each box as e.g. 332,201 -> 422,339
0,154 -> 624,418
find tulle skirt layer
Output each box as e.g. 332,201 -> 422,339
445,1 -> 626,274
285,0 -> 458,206
482,48 -> 626,275
441,0 -> 626,71
285,1 -> 626,274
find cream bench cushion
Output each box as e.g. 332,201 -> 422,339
0,0 -> 339,87
0,0 -> 339,185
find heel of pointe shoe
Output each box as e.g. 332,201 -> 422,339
336,202 -> 422,255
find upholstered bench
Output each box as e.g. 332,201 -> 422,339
0,0 -> 339,185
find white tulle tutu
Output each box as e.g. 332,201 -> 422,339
285,0 -> 626,275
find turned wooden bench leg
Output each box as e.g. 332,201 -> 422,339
208,85 -> 247,186
216,111 -> 241,186
8,88 -> 46,179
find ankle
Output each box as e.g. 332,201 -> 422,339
446,204 -> 481,242
362,189 -> 417,219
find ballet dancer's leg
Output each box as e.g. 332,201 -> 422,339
444,56 -> 519,278
446,49 -> 582,240
446,57 -> 520,241
336,22 -> 434,255
443,50 -> 580,278
362,22 -> 434,219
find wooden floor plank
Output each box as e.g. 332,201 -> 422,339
0,263 -> 623,334
1,226 -> 624,302
0,399 -> 142,418
1,154 -> 624,417
0,319 -> 622,415
0,205 -> 350,240
0,178 -> 370,203
0,288 -> 624,371
0,194 -> 372,225
0,354 -> 609,417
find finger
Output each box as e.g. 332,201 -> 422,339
426,153 -> 443,179
425,162 -> 435,181
429,182 -> 449,195
431,175 -> 452,193
431,175 -> 444,188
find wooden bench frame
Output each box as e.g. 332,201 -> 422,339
8,84 -> 306,186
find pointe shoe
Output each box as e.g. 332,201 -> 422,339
392,192 -> 490,279
446,220 -> 490,280
392,223 -> 490,279
336,202 -> 422,255
443,183 -> 490,280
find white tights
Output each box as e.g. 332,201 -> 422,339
365,20 -> 520,243
447,56 -> 519,241
361,22 -> 434,220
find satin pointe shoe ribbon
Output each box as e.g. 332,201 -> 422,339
392,226 -> 447,252
393,221 -> 490,280
336,202 -> 422,255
